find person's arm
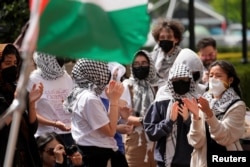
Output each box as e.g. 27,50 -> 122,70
187,113 -> 206,149
36,114 -> 71,131
143,101 -> 175,141
183,97 -> 206,148
98,81 -> 124,137
28,83 -> 43,124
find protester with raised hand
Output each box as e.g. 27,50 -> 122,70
183,60 -> 246,167
27,52 -> 74,146
144,63 -> 196,167
63,58 -> 124,167
0,44 -> 43,167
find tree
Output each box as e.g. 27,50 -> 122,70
0,0 -> 29,43
210,0 -> 250,27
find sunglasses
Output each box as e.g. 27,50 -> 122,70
44,148 -> 54,156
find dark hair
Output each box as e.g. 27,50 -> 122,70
208,60 -> 242,97
0,44 -> 21,104
0,44 -> 21,67
134,50 -> 150,62
197,37 -> 216,51
152,18 -> 185,45
36,132 -> 65,153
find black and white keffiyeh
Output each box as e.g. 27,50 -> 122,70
167,63 -> 196,100
164,63 -> 195,166
63,59 -> 110,113
204,87 -> 241,120
71,58 -> 110,95
129,50 -> 157,117
33,52 -> 65,80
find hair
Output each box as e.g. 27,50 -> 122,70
0,44 -> 21,104
0,44 -> 21,68
197,37 -> 216,51
151,18 -> 185,45
208,60 -> 242,98
134,50 -> 150,62
36,132 -> 65,153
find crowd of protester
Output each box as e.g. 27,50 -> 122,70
0,18 -> 247,167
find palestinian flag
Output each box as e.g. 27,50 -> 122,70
35,0 -> 150,64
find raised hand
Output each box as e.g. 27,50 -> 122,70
29,82 -> 44,103
182,97 -> 200,120
170,101 -> 179,121
178,102 -> 189,121
105,80 -> 124,104
198,96 -> 213,118
54,144 -> 66,164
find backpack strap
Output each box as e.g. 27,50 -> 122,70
216,99 -> 242,119
224,99 -> 242,112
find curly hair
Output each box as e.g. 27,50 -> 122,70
151,18 -> 185,45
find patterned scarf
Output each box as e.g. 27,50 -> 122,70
33,52 -> 65,80
203,87 -> 241,120
154,46 -> 182,79
167,63 -> 196,100
129,50 -> 157,117
63,59 -> 110,113
127,50 -> 156,162
165,63 -> 194,167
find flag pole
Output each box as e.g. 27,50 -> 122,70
3,0 -> 40,166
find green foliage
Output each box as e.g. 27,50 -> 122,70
210,0 -> 250,27
0,0 -> 29,43
218,46 -> 250,53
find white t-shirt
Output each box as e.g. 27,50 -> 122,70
27,70 -> 73,137
71,89 -> 118,150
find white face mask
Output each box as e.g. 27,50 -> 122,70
209,78 -> 227,96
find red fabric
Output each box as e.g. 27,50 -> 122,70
29,0 -> 49,14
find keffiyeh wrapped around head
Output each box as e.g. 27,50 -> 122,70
33,52 -> 65,80
167,63 -> 195,99
130,50 -> 158,83
71,58 -> 110,95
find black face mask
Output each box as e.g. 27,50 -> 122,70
132,66 -> 150,80
192,71 -> 200,82
1,66 -> 18,83
159,40 -> 174,53
172,80 -> 190,95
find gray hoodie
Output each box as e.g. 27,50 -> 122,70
155,48 -> 206,102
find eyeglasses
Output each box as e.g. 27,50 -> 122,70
44,148 -> 54,156
133,61 -> 149,68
